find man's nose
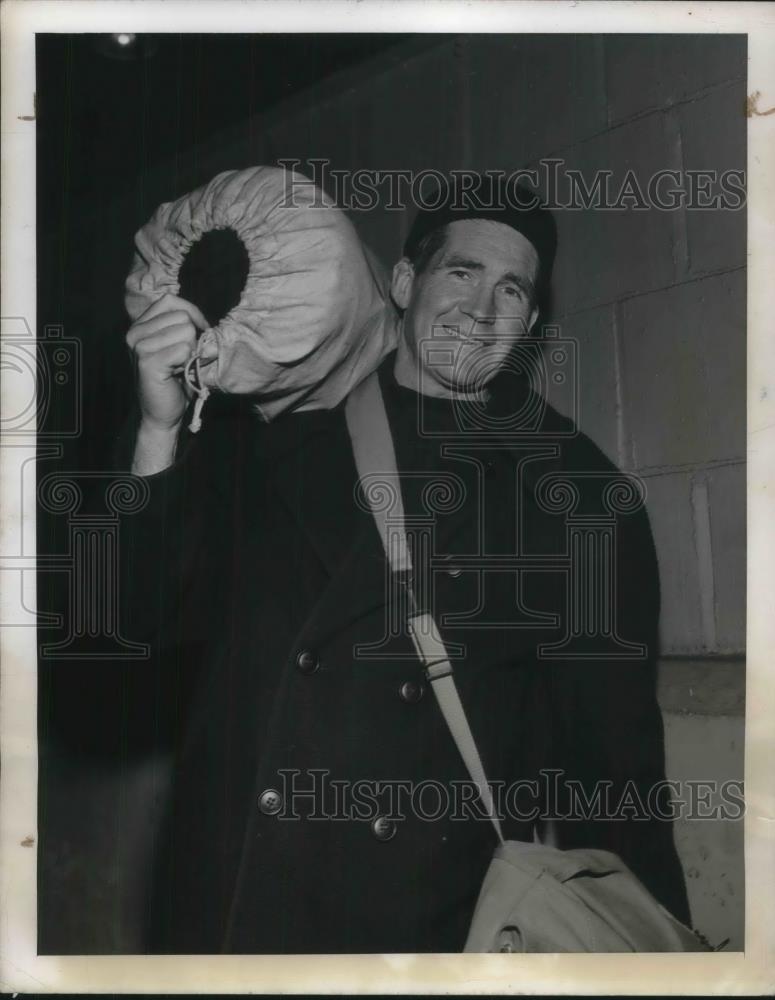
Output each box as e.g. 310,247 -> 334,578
460,284 -> 497,325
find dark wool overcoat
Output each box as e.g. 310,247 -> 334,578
108,353 -> 689,953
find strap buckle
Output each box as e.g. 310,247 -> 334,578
407,610 -> 451,673
424,660 -> 453,682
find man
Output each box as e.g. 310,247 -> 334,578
119,178 -> 690,952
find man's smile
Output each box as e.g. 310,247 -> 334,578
437,322 -> 499,348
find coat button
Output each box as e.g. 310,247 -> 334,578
439,554 -> 462,578
371,816 -> 397,842
258,789 -> 283,816
399,680 -> 424,703
295,649 -> 320,674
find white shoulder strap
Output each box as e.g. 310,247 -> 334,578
345,372 -> 503,844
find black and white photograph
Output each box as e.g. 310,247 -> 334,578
1,0 -> 774,994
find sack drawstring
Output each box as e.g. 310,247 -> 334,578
183,348 -> 211,434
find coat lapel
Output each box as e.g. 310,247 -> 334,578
266,407 -> 393,644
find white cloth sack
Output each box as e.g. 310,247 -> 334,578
125,165 -> 397,420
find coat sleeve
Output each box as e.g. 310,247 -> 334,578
546,466 -> 692,928
40,408 -> 233,759
113,411 -> 214,651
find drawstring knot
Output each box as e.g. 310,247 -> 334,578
183,348 -> 212,433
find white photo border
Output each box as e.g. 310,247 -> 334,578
1,0 -> 773,993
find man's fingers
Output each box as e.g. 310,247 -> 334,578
131,323 -> 198,362
127,310 -> 203,351
134,292 -> 209,332
144,341 -> 199,377
126,310 -> 197,350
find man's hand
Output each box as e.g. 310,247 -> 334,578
125,293 -> 211,476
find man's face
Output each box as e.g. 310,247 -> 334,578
391,219 -> 540,395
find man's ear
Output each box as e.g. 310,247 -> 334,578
391,257 -> 416,311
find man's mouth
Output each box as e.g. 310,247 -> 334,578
440,323 -> 493,346
441,324 -> 474,341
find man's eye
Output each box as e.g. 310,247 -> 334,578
450,269 -> 471,280
501,286 -> 523,298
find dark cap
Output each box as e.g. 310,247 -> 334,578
403,173 -> 557,294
